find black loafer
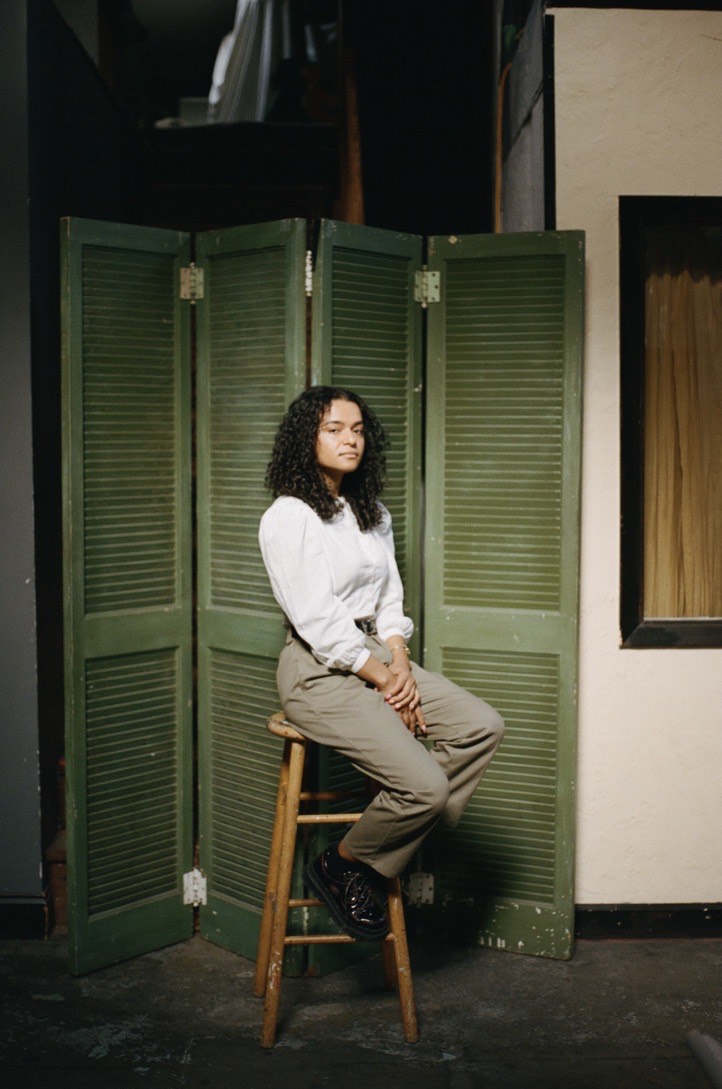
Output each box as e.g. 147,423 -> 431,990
305,848 -> 389,941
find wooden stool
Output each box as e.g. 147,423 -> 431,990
254,712 -> 419,1048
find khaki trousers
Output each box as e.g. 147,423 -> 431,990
276,632 -> 505,878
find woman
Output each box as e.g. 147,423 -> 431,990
259,386 -> 504,941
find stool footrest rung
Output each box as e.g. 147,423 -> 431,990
299,790 -> 367,802
284,933 -> 395,946
296,813 -> 362,824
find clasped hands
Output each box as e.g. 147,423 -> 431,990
380,648 -> 426,736
356,642 -> 426,735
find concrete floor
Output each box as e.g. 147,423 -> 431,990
2,933 -> 721,1089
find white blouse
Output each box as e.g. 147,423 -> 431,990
258,496 -> 414,673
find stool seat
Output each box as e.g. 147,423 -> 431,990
254,711 -> 419,1048
266,714 -> 305,742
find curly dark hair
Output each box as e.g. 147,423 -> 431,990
265,386 -> 388,530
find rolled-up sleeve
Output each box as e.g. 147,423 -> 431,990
374,506 -> 414,645
259,500 -> 370,672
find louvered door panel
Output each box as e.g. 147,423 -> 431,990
206,652 -> 279,905
62,218 -> 193,974
85,651 -> 181,913
205,248 -> 292,610
443,255 -> 565,611
309,221 -> 423,972
195,221 -> 306,959
436,649 -> 560,903
425,231 -> 584,960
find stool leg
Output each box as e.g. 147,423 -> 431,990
386,877 -> 419,1044
381,915 -> 398,991
253,740 -> 293,998
381,937 -> 398,989
261,736 -> 306,1048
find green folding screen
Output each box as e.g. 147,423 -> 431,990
63,217 -> 583,974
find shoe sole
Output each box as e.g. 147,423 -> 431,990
304,863 -> 389,942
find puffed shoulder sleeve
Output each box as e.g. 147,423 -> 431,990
258,499 -> 370,673
374,505 -> 414,645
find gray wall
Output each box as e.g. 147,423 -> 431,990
0,0 -> 143,929
0,2 -> 43,905
501,0 -> 546,233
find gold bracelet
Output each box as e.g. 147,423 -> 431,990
391,644 -> 410,655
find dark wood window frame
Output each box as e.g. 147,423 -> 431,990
620,195 -> 722,648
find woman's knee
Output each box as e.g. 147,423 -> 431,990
467,699 -> 505,751
484,704 -> 505,746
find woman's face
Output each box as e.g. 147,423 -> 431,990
315,398 -> 365,490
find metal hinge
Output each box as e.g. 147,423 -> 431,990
414,268 -> 440,308
305,249 -> 313,297
406,872 -> 434,906
179,263 -> 205,303
183,868 -> 207,907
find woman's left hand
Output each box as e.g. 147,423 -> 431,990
396,702 -> 427,737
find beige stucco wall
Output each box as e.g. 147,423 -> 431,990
548,8 -> 722,904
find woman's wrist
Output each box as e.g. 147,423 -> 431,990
356,654 -> 395,690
